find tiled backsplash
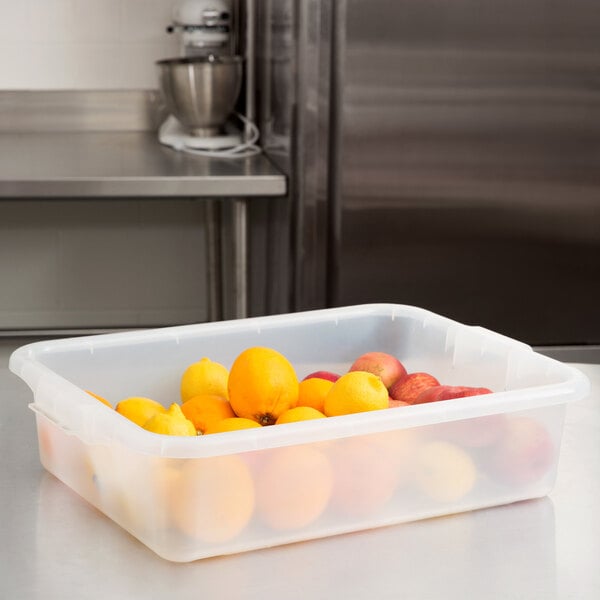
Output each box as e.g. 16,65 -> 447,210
0,0 -> 179,89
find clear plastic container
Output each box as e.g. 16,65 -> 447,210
9,304 -> 590,562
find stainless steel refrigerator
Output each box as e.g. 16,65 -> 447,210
253,0 -> 600,357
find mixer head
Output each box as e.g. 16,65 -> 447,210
167,0 -> 234,56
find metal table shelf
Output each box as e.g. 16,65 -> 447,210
0,131 -> 287,322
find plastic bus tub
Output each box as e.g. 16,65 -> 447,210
9,304 -> 590,562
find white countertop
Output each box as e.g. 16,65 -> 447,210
1,337 -> 598,599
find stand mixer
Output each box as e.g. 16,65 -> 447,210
157,0 -> 259,156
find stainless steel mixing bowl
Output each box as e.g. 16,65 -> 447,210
156,55 -> 242,137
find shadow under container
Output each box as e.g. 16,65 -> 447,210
9,304 -> 589,562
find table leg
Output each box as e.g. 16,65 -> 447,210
231,198 -> 248,319
204,199 -> 223,322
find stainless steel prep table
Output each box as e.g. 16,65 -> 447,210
0,131 -> 287,320
0,337 -> 598,599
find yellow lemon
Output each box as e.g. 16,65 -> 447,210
203,417 -> 262,435
323,371 -> 389,417
86,390 -> 112,408
116,396 -> 165,427
180,357 -> 229,403
414,441 -> 477,502
275,406 -> 326,425
143,404 -> 196,436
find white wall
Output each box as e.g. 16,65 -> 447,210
0,2 -> 215,330
0,0 -> 178,89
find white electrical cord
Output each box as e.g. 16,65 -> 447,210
179,112 -> 261,158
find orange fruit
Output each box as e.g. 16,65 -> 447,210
297,378 -> 334,413
204,417 -> 262,435
180,357 -> 229,403
143,404 -> 196,436
86,390 -> 112,408
116,397 -> 165,427
181,394 -> 236,434
256,445 -> 333,531
36,418 -> 55,468
323,371 -> 389,417
366,427 -> 421,477
153,462 -> 182,504
276,406 -> 326,425
228,347 -> 299,426
171,456 -> 255,543
329,437 -> 402,517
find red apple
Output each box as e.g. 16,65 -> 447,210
490,417 -> 555,485
440,414 -> 508,448
302,370 -> 340,383
349,352 -> 407,389
413,385 -> 493,405
389,372 -> 440,404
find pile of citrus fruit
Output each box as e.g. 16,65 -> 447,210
85,346 -> 400,437
86,346 -> 495,437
